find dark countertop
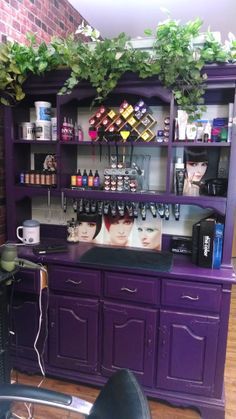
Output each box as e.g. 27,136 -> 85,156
16,240 -> 236,286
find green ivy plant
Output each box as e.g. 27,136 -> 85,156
144,18 -> 232,119
144,18 -> 206,119
0,19 -> 235,119
0,33 -> 62,105
58,32 -> 152,107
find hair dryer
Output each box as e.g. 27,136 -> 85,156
1,244 -> 45,272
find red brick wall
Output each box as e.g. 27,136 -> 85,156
0,0 -> 86,44
0,0 -> 86,243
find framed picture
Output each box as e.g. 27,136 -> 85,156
183,146 -> 220,196
34,153 -> 57,172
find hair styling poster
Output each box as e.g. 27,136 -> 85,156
76,210 -> 162,251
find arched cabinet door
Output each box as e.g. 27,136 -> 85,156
157,310 -> 219,397
101,301 -> 157,387
49,295 -> 99,374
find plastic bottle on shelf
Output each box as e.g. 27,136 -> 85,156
78,125 -> 84,142
88,170 -> 94,187
203,120 -> 212,142
71,172 -> 77,187
76,169 -> 82,187
174,158 -> 185,195
51,117 -> 57,141
82,169 -> 88,187
61,117 -> 69,141
93,170 -> 100,188
68,119 -> 74,141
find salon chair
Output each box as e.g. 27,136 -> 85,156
0,369 -> 152,418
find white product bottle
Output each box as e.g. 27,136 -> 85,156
203,120 -> 212,142
177,110 -> 188,140
174,158 -> 185,195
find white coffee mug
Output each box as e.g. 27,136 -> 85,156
16,219 -> 40,245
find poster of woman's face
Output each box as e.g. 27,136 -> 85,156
183,147 -> 208,196
183,146 -> 221,196
76,213 -> 102,243
185,161 -> 208,184
104,213 -> 134,246
137,222 -> 162,250
77,210 -> 162,251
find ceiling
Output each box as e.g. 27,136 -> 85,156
68,0 -> 236,41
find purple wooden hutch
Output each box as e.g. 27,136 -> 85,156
3,65 -> 236,419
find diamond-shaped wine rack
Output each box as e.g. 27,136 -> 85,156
88,99 -> 157,142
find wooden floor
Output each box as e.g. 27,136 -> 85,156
10,284 -> 236,419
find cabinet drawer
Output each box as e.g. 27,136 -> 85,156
104,272 -> 160,305
162,280 -> 221,312
49,266 -> 101,296
13,269 -> 41,294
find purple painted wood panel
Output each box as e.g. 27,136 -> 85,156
49,265 -> 101,297
10,297 -> 42,362
49,295 -> 99,374
101,301 -> 157,387
157,310 -> 219,396
104,271 -> 160,305
13,269 -> 41,294
161,280 -> 222,313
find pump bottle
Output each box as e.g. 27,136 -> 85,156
175,158 -> 185,195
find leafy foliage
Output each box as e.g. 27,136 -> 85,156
0,33 -> 62,105
0,19 -> 235,118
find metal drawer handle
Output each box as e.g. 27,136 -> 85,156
181,294 -> 199,301
121,287 -> 137,293
65,279 -> 82,285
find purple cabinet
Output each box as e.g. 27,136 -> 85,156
4,68 -> 236,419
157,310 -> 219,396
49,294 -> 99,374
7,259 -> 232,418
9,269 -> 47,373
101,301 -> 157,387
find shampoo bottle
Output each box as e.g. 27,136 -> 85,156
82,169 -> 88,187
88,169 -> 94,187
175,158 -> 185,195
76,169 -> 82,187
93,170 -> 100,188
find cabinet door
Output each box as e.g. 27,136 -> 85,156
9,293 -> 45,366
101,302 -> 157,387
157,310 -> 219,396
49,295 -> 99,374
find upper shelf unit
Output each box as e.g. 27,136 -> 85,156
5,67 -> 235,210
4,64 -> 236,264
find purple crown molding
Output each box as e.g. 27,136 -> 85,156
22,64 -> 236,97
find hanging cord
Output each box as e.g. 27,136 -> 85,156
10,267 -> 49,419
33,269 -> 47,377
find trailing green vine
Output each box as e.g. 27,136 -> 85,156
0,33 -> 62,105
0,18 -> 236,119
144,18 -> 207,119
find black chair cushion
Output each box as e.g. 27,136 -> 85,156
88,369 -> 151,419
